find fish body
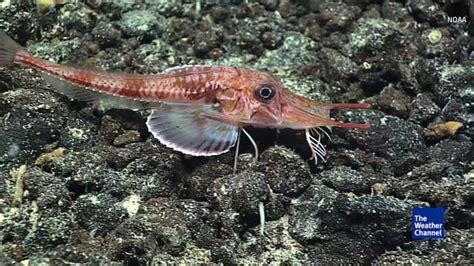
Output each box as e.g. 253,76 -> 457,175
0,32 -> 370,161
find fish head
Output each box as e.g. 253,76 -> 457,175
218,69 -> 371,130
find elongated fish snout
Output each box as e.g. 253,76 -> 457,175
281,94 -> 372,130
319,102 -> 372,129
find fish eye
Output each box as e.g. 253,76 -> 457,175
255,85 -> 276,101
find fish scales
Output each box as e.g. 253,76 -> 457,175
16,51 -> 229,103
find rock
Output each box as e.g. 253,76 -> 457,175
72,194 -> 127,236
0,1 -> 39,44
375,228 -> 473,264
29,38 -> 82,62
318,47 -> 358,81
433,64 -> 473,106
381,1 -> 409,21
57,3 -> 94,33
326,148 -> 392,177
405,161 -> 451,181
250,31 -> 319,73
289,182 -> 424,263
335,194 -> 426,248
50,150 -> 122,199
0,71 -> 18,94
259,0 -> 279,11
98,0 -> 135,15
185,159 -> 233,200
422,28 -> 460,59
125,38 -> 175,73
113,130 -> 141,147
264,193 -> 291,221
317,166 -> 370,193
237,28 -> 264,56
407,0 -> 446,24
206,171 -> 270,216
97,142 -> 171,170
320,31 -> 348,50
409,93 -> 440,124
0,89 -> 68,165
289,184 -> 339,243
343,18 -> 405,58
257,146 -> 312,195
98,116 -> 124,144
216,217 -> 309,264
36,0 -> 67,12
58,115 -> 97,151
377,85 -> 411,118
319,2 -> 361,31
119,10 -> 163,41
0,252 -> 16,265
193,29 -> 223,58
398,61 -> 422,94
278,76 -> 330,103
46,148 -> 108,183
435,99 -> 467,123
341,110 -> 427,175
23,167 -> 71,209
144,1 -> 184,18
427,138 -> 472,164
393,161 -> 473,227
45,142 -> 181,201
210,6 -> 230,22
260,31 -> 283,50
92,22 -> 122,49
121,146 -> 182,199
107,198 -> 209,263
25,209 -> 74,252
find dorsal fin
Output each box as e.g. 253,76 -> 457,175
163,65 -> 237,77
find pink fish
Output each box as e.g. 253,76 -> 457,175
0,32 -> 370,169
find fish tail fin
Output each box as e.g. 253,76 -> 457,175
0,31 -> 25,66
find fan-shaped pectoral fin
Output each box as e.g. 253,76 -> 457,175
146,103 -> 239,156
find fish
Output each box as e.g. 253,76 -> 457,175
0,31 -> 371,169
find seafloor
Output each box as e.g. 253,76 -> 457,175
0,0 -> 472,264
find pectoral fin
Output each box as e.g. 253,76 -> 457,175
146,103 -> 239,156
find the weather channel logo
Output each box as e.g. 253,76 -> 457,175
412,208 -> 445,240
